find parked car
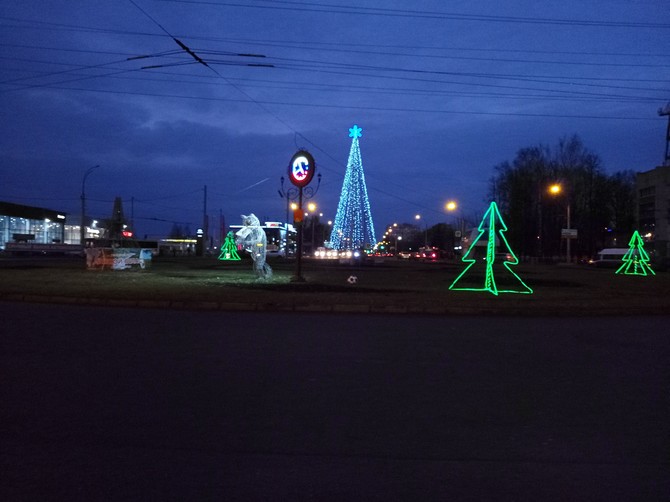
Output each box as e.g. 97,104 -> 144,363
588,248 -> 628,268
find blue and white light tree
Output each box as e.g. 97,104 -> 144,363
330,125 -> 376,250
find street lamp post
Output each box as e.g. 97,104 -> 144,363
446,200 -> 463,250
80,165 -> 100,247
549,184 -> 571,264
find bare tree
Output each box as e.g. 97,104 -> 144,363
489,135 -> 627,259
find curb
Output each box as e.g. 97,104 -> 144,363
1,292 -> 668,317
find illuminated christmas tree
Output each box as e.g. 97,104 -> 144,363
330,125 -> 376,250
450,201 -> 533,295
218,231 -> 241,261
616,230 -> 655,276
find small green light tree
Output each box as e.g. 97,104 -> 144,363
218,231 -> 241,261
449,201 -> 533,295
615,230 -> 655,276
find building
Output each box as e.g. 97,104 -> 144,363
229,221 -> 296,257
637,165 -> 670,267
0,201 -> 67,250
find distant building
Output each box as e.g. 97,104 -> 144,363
0,201 -> 66,250
637,165 -> 670,267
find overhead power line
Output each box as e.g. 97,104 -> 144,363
3,16 -> 669,59
2,50 -> 663,102
204,48 -> 670,70
1,47 -> 664,86
4,65 -> 659,105
0,56 -> 133,87
198,36 -> 670,59
22,83 -> 660,121
156,0 -> 670,29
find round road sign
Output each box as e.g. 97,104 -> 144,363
288,150 -> 316,188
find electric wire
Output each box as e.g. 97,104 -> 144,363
4,50 -> 665,96
26,83 -> 659,121
3,15 -> 668,70
156,0 -> 670,29
38,69 -> 653,103
5,61 -> 661,102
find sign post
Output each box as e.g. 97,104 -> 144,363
287,150 -> 316,282
561,203 -> 574,263
195,228 -> 204,256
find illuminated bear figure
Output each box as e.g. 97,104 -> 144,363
235,213 -> 272,281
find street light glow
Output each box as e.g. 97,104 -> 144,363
307,202 -> 317,212
549,184 -> 562,195
446,201 -> 457,212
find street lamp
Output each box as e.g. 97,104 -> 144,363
549,183 -> 572,263
80,164 -> 100,247
446,201 -> 460,230
445,200 -> 464,251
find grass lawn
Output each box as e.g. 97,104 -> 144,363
0,254 -> 668,315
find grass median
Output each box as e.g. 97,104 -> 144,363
0,255 -> 668,315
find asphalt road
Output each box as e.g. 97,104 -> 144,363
1,302 -> 668,501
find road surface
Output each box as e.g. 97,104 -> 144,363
1,302 -> 668,500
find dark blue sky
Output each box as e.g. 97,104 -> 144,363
1,0 -> 668,239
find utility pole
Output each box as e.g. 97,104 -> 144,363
80,165 -> 100,247
219,208 -> 224,248
203,185 -> 208,251
659,102 -> 670,166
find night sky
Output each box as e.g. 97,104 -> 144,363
1,1 -> 668,240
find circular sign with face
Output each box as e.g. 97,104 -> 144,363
288,150 -> 316,187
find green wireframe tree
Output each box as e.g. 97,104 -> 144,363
449,201 -> 533,295
218,231 -> 241,261
615,230 -> 655,276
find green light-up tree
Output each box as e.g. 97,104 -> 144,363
449,201 -> 533,295
218,231 -> 241,261
615,230 -> 655,276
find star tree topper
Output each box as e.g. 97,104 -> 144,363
349,125 -> 362,139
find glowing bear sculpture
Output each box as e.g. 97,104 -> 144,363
235,213 -> 272,281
